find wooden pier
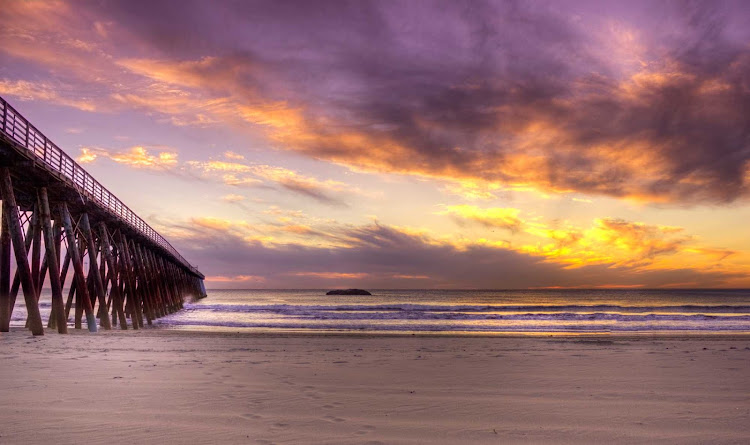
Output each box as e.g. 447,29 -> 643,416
0,95 -> 206,335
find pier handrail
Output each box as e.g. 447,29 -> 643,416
0,96 -> 202,278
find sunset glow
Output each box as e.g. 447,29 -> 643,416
2,0 -> 748,288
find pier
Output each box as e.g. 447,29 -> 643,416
0,95 -> 206,335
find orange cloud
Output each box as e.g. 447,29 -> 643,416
185,160 -> 357,205
77,146 -> 178,170
224,151 -> 245,160
0,80 -> 97,111
192,217 -> 233,231
205,275 -> 266,283
684,247 -> 736,261
439,205 -> 522,231
221,194 -> 245,203
291,272 -> 369,279
281,225 -> 315,235
392,274 -> 430,279
519,218 -> 693,269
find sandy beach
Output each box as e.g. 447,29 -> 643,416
0,330 -> 748,444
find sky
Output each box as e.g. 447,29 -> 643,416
1,0 -> 749,289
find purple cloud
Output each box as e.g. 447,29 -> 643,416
72,0 -> 750,205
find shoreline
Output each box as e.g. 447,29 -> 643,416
6,325 -> 750,340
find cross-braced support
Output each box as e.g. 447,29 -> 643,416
0,182 -> 205,334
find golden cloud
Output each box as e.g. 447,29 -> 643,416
223,151 -> 245,160
204,274 -> 266,283
439,205 -> 523,231
290,272 -> 369,279
192,217 -> 234,231
519,218 -> 692,269
221,194 -> 245,203
77,146 -> 178,170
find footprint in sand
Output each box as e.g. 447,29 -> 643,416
323,415 -> 346,423
355,425 -> 376,435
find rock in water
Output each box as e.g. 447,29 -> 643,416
326,289 -> 372,295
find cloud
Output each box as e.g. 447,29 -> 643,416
109,1 -> 750,205
439,205 -> 522,231
290,272 -> 369,280
185,160 -> 355,206
519,217 -> 696,269
223,151 -> 245,160
221,193 -> 245,203
162,217 -> 745,289
589,219 -> 687,260
204,274 -> 266,284
77,144 -> 358,205
77,146 -> 178,170
193,217 -> 234,231
0,79 -> 98,111
249,165 -> 349,206
684,247 -> 736,262
6,1 -> 749,205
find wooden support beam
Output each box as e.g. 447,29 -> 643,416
138,245 -> 158,317
134,242 -> 159,319
130,239 -> 148,326
79,213 -> 111,330
98,222 -> 127,330
65,275 -> 76,324
0,207 -> 11,332
159,256 -> 177,312
30,204 -> 42,297
26,246 -> 47,330
117,233 -> 142,329
8,209 -> 35,316
166,260 -> 184,310
128,240 -> 149,323
37,254 -> 48,300
38,188 -> 67,334
145,249 -> 167,316
154,255 -> 172,313
86,263 -> 97,316
50,243 -> 70,329
60,203 -> 97,332
0,168 -> 43,335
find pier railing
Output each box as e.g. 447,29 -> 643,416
0,96 -> 201,277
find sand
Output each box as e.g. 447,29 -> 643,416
0,330 -> 748,444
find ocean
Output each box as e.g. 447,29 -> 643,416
155,288 -> 750,335
10,288 -> 750,335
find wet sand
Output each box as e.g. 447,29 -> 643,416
0,330 -> 748,444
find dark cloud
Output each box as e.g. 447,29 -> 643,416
272,179 -> 349,207
89,0 -> 750,205
7,0 -> 749,205
171,222 -> 740,289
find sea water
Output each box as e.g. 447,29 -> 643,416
155,288 -> 750,335
10,288 -> 750,334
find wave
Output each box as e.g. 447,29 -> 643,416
184,302 -> 750,315
184,309 -> 750,322
159,318 -> 750,332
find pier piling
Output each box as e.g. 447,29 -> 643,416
0,95 -> 206,334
